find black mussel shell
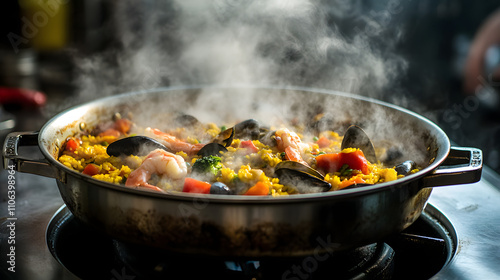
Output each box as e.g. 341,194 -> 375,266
394,160 -> 416,176
258,129 -> 277,147
210,182 -> 233,195
106,136 -> 168,157
213,127 -> 234,147
197,143 -> 228,157
275,165 -> 331,193
381,146 -> 404,165
275,161 -> 325,179
234,119 -> 269,140
341,125 -> 377,163
173,114 -> 200,127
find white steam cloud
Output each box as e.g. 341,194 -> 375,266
70,0 -> 408,102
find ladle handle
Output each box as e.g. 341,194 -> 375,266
3,132 -> 57,179
422,147 -> 483,188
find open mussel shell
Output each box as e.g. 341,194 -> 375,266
213,119 -> 270,148
275,161 -> 331,193
341,125 -> 377,163
106,136 -> 168,157
394,160 -> 416,176
234,119 -> 269,140
275,161 -> 325,179
258,129 -> 277,147
213,127 -> 234,147
197,142 -> 228,157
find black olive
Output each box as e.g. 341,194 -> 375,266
210,182 -> 232,195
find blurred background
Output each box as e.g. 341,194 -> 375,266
0,0 -> 499,173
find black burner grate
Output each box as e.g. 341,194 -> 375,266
46,206 -> 454,280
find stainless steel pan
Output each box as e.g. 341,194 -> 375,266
3,86 -> 482,257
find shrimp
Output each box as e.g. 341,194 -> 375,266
125,149 -> 187,192
275,128 -> 310,165
146,127 -> 205,155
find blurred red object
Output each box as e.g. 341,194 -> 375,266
0,88 -> 46,107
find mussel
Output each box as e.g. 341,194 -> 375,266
234,119 -> 269,140
212,119 -> 271,148
213,127 -> 234,147
380,146 -> 404,166
341,125 -> 377,163
274,161 -> 331,193
173,113 -> 201,128
276,161 -> 325,179
197,142 -> 228,157
106,136 -> 168,157
394,160 -> 416,176
258,129 -> 277,147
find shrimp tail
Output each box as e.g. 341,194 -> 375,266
147,128 -> 204,155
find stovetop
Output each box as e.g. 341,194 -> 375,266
43,203 -> 453,280
1,164 -> 500,279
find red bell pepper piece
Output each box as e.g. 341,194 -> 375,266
82,163 -> 100,176
340,150 -> 369,174
316,150 -> 369,175
65,138 -> 80,152
183,177 -> 212,194
316,153 -> 341,173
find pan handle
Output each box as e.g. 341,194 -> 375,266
3,132 -> 58,179
422,147 -> 482,188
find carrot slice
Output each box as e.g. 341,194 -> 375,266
114,118 -> 132,134
183,177 -> 212,194
338,177 -> 365,190
245,181 -> 269,195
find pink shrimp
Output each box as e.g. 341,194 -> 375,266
275,128 -> 311,166
125,149 -> 187,192
146,127 -> 205,155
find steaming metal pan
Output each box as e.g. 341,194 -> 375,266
2,86 -> 483,257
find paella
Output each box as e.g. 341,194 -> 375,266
58,114 -> 418,196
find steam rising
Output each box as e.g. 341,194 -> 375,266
72,0 -> 407,101
61,1 -> 430,166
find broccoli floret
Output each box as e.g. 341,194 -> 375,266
192,156 -> 222,177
